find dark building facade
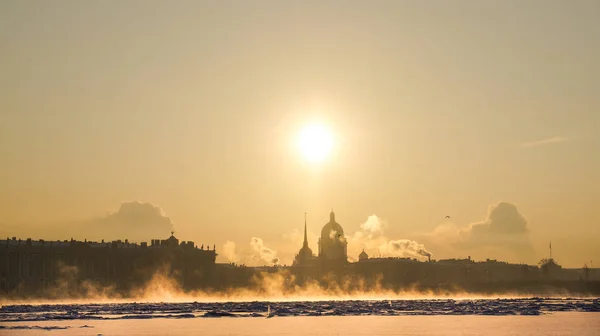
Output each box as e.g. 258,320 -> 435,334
291,211 -> 349,282
3,212 -> 599,297
0,233 -> 216,295
293,211 -> 348,269
318,210 -> 348,263
289,211 -> 600,294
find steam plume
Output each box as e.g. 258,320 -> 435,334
250,237 -> 279,265
380,239 -> 432,258
350,215 -> 432,260
222,240 -> 238,263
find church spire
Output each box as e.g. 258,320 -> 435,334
330,209 -> 335,222
303,212 -> 308,248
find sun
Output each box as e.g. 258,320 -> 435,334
297,123 -> 334,163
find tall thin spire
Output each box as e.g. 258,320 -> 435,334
303,212 -> 308,247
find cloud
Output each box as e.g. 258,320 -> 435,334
250,237 -> 279,265
470,202 -> 528,235
521,136 -> 568,147
1,201 -> 174,242
348,215 -> 432,261
361,214 -> 385,235
85,201 -> 174,241
423,202 -> 534,262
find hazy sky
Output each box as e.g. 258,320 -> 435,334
1,1 -> 599,267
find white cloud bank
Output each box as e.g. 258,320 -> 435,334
420,202 -> 535,263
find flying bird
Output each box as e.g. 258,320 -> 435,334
445,216 -> 451,219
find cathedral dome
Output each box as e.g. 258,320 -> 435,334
318,210 -> 348,262
359,249 -> 369,261
321,211 -> 344,240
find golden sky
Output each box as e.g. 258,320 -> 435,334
1,1 -> 598,267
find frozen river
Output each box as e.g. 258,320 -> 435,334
1,298 -> 599,335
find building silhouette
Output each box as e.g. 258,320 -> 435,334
318,210 -> 348,263
0,233 -> 216,294
293,213 -> 316,267
293,210 -> 348,268
358,249 -> 369,262
3,211 -> 600,297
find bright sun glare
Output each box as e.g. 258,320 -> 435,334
297,123 -> 334,163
